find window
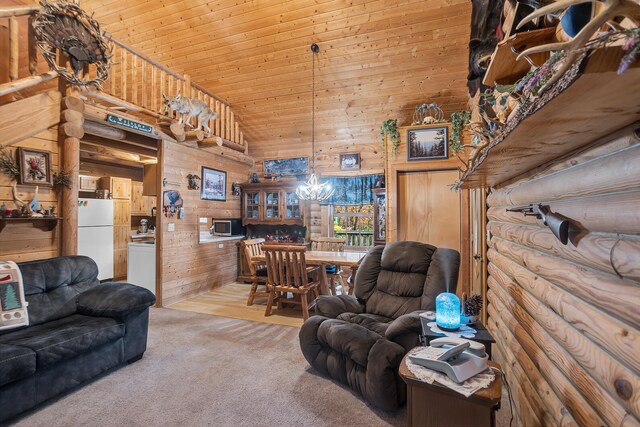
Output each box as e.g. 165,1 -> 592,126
332,205 -> 374,249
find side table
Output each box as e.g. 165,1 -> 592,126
399,351 -> 502,427
421,320 -> 496,359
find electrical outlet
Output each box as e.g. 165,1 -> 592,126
218,243 -> 224,249
168,223 -> 175,232
199,217 -> 208,224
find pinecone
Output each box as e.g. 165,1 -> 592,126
465,294 -> 483,316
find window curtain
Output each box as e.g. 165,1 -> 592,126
319,174 -> 384,206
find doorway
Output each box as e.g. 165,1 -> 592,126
397,169 -> 461,252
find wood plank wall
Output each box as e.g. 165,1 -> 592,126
385,123 -> 470,295
486,123 -> 640,426
0,126 -> 60,262
159,141 -> 251,306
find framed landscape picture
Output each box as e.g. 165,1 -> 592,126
201,167 -> 226,201
340,153 -> 360,170
407,126 -> 449,161
263,157 -> 309,178
18,148 -> 53,186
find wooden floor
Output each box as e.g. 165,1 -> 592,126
168,282 -> 307,327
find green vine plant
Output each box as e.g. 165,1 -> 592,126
380,119 -> 400,156
449,111 -> 471,155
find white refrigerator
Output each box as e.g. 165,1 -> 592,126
78,198 -> 114,281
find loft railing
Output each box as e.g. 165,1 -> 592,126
0,5 -> 248,152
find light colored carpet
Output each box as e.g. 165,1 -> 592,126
14,308 -> 407,427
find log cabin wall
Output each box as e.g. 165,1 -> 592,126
0,126 -> 60,262
159,141 -> 251,306
486,123 -> 640,426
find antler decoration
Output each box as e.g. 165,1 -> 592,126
12,183 -> 25,210
516,0 -> 640,93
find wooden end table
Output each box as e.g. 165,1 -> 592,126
420,320 -> 496,359
400,352 -> 502,427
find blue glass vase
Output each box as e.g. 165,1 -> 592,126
436,292 -> 461,331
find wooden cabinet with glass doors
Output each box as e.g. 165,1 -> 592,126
241,182 -> 304,226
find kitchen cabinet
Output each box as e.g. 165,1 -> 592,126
99,176 -> 131,200
241,182 -> 304,226
143,164 -> 157,196
131,181 -> 157,215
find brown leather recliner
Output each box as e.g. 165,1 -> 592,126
299,241 -> 460,411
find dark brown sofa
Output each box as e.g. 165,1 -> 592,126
299,241 -> 460,411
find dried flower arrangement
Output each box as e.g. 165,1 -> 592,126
0,148 -> 20,180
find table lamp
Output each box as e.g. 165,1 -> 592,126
435,292 -> 460,331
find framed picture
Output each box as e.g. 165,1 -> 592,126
263,157 -> 309,178
201,167 -> 227,201
18,148 -> 53,186
340,153 -> 361,171
407,126 -> 449,161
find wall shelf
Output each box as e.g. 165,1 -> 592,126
0,217 -> 63,233
461,48 -> 640,189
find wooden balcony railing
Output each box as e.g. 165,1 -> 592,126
0,5 -> 248,153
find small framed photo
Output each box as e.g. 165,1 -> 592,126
340,153 -> 361,171
407,126 -> 449,161
200,167 -> 226,201
18,148 -> 53,186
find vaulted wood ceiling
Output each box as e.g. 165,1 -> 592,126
63,1 -> 472,165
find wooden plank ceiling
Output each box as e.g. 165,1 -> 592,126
49,0 -> 472,166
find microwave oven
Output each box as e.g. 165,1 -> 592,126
211,219 -> 244,237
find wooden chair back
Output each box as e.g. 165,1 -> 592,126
311,237 -> 347,252
263,245 -> 309,289
242,238 -> 265,275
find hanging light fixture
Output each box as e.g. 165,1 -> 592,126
296,43 -> 334,202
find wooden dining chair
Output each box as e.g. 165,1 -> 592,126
311,237 -> 348,295
263,245 -> 320,320
242,238 -> 268,306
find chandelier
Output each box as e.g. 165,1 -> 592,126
296,43 -> 334,202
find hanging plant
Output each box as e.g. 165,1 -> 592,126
0,148 -> 20,180
380,119 -> 400,155
449,111 -> 471,155
53,170 -> 73,190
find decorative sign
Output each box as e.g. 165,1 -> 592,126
106,114 -> 153,135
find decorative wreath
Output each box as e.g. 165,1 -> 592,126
33,0 -> 112,89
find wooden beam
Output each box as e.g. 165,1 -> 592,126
8,17 -> 18,81
80,87 -> 165,119
0,90 -> 61,147
83,103 -> 176,142
0,6 -> 40,17
80,142 -> 152,164
81,133 -> 157,158
0,71 -> 59,97
79,152 -> 143,170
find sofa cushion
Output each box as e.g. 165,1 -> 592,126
336,313 -> 392,336
17,256 -> 100,327
0,344 -> 36,386
1,314 -> 124,368
316,318 -> 383,367
76,282 -> 156,318
365,242 -> 436,319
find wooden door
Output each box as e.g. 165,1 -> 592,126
397,169 -> 461,252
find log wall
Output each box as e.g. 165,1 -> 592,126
0,126 -> 60,262
159,141 -> 251,306
486,123 -> 640,426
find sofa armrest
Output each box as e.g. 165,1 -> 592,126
385,311 -> 424,343
315,295 -> 364,318
77,282 -> 156,318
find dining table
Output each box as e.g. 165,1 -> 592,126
251,249 -> 369,295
